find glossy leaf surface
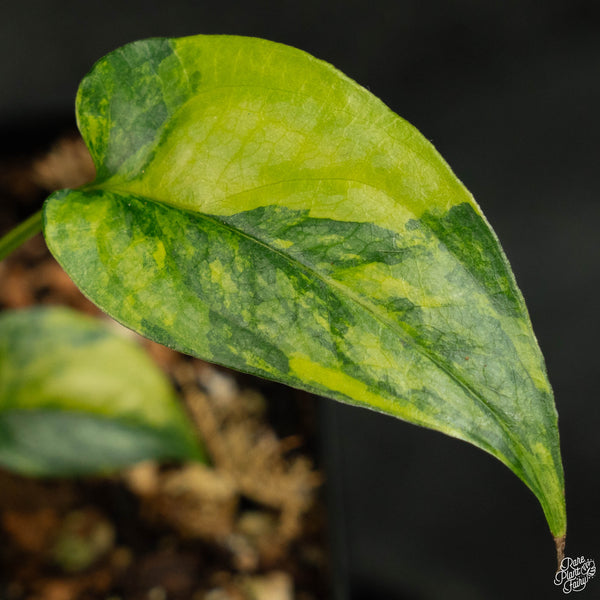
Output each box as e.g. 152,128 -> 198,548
43,35 -> 565,537
0,307 -> 204,475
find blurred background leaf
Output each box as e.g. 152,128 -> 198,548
0,306 -> 205,475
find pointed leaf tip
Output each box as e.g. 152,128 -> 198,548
555,534 -> 566,571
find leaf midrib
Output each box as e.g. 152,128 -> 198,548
88,182 -> 534,483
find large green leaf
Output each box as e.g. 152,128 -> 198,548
42,35 -> 565,542
0,307 -> 204,475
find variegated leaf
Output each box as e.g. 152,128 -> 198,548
0,307 -> 204,475
42,35 -> 565,542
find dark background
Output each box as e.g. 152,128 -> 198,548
2,2 -> 599,598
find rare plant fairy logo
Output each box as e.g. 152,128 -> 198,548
554,555 -> 596,593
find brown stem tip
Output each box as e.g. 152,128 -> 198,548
554,534 -> 566,572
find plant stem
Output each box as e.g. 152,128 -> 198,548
0,209 -> 44,261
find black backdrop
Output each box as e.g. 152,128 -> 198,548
2,2 -> 599,598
